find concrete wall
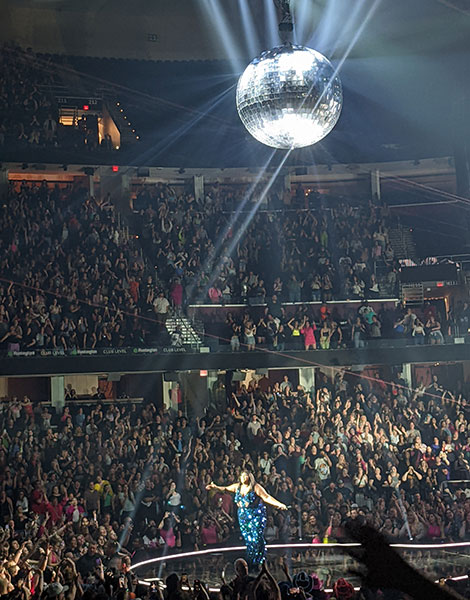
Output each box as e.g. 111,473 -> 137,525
0,377 -> 8,398
179,372 -> 209,417
0,0 -> 228,61
119,373 -> 163,407
7,377 -> 49,401
0,169 -> 8,203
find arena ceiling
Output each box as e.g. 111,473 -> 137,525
2,0 -> 470,61
1,0 -> 469,169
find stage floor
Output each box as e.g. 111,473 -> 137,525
131,542 -> 470,591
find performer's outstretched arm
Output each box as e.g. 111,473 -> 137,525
254,483 -> 288,510
206,482 -> 238,493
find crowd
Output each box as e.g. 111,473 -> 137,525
0,180 -> 419,354
0,44 -> 60,150
1,365 -> 470,597
0,44 -> 114,153
205,300 -> 452,352
0,182 -> 154,352
134,182 -> 399,307
0,178 -> 460,353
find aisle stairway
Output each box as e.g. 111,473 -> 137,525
387,226 -> 424,306
388,226 -> 417,261
165,315 -> 204,347
374,226 -> 419,299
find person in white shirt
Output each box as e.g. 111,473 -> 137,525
280,375 -> 292,393
153,292 -> 170,330
247,415 -> 261,440
258,451 -> 272,475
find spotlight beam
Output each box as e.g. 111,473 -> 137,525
237,0 -> 260,59
434,0 -> 470,16
197,150 -> 292,298
310,0 -> 371,57
133,83 -> 236,166
293,0 -> 382,145
324,0 -> 382,81
199,0 -> 245,73
265,0 -> 281,47
184,149 -> 277,305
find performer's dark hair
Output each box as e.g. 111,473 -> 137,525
240,470 -> 256,488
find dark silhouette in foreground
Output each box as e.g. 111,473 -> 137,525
345,522 -> 466,600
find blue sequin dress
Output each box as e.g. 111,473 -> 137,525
235,487 -> 267,569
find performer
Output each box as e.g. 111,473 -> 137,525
206,470 -> 287,569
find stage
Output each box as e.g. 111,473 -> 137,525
131,541 -> 470,591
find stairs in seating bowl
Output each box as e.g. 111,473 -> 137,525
165,315 -> 204,347
388,226 -> 417,262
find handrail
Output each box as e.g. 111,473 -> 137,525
430,253 -> 470,264
187,297 -> 399,309
39,397 -> 145,406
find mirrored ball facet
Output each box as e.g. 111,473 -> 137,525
236,44 -> 342,149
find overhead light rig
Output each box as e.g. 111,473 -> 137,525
274,0 -> 294,40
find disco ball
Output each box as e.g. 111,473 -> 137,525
236,44 -> 342,149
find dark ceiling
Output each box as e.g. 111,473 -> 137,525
5,0 -> 470,61
3,0 -> 470,168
